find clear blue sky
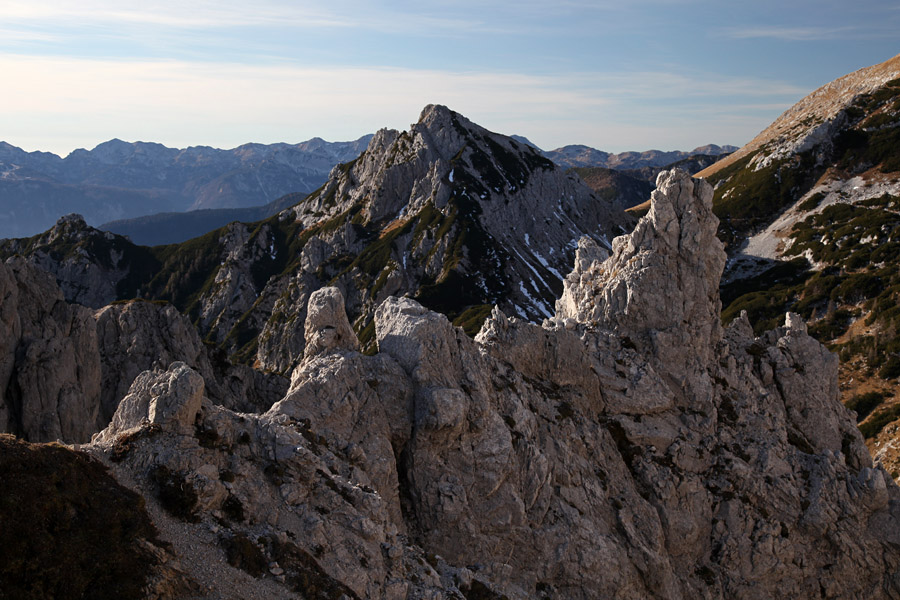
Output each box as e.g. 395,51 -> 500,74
2,0 -> 898,156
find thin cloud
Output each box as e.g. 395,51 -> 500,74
720,25 -> 854,41
576,71 -> 808,99
0,1 -> 351,29
0,54 -> 794,155
0,0 -> 529,36
0,27 -> 58,43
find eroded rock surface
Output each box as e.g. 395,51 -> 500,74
76,169 -> 900,599
0,257 -> 101,442
1,262 -> 286,443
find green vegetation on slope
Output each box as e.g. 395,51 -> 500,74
708,149 -> 820,248
721,194 -> 900,437
708,78 -> 900,249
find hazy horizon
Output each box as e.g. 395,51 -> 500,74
2,1 -> 898,156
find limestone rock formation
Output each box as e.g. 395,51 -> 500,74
0,257 -> 101,442
94,299 -> 219,421
0,214 -> 136,308
94,362 -> 205,444
75,169 -> 900,599
0,259 -> 287,444
303,286 -> 360,358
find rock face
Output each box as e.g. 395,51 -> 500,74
81,169 -> 900,599
303,286 -> 360,358
0,257 -> 101,442
0,214 -> 136,309
93,362 -> 205,444
94,299 -> 221,422
0,261 -> 287,443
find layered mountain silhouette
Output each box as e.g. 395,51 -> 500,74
4,99 -> 900,598
0,135 -> 373,239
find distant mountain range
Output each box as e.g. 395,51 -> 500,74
510,135 -> 737,169
0,133 -> 733,242
0,136 -> 373,239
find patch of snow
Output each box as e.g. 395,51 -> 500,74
532,249 -> 563,280
597,234 -> 611,250
518,281 -> 553,319
477,277 -> 489,294
448,169 -> 454,183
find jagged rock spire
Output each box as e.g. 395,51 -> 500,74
556,169 -> 725,366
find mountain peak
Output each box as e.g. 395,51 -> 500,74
417,103 -> 453,123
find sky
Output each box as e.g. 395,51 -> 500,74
1,0 -> 899,157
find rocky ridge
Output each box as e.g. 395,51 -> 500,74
2,105 -> 632,377
249,104 -> 630,371
700,54 -> 900,179
697,53 -> 900,479
0,257 -> 286,443
15,169 -> 893,599
0,213 -> 151,308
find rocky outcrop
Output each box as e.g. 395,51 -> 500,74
303,286 -> 360,358
0,257 -> 101,442
0,259 -> 287,443
94,299 -> 221,422
93,362 -> 205,444
0,214 -> 134,308
79,169 -> 900,599
196,222 -> 279,343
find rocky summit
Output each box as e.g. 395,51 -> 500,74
3,168 -> 899,598
1,105 -> 631,377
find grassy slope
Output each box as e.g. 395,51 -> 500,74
717,78 -> 900,441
